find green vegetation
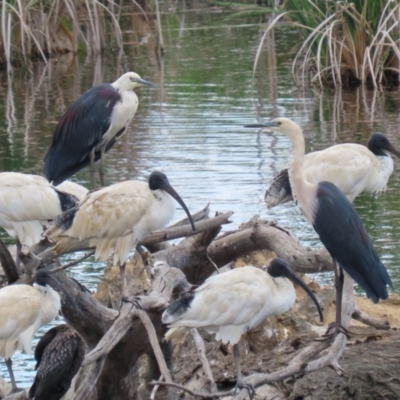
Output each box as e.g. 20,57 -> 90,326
256,0 -> 400,88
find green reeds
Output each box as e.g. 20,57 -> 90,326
255,0 -> 400,88
0,0 -> 149,70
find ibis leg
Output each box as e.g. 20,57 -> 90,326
233,343 -> 255,399
90,148 -> 96,188
120,262 -> 127,301
99,147 -> 106,187
5,358 -> 19,393
15,239 -> 22,271
334,261 -> 349,337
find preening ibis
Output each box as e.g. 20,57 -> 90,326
45,171 -> 195,299
0,270 -> 64,392
245,118 -> 392,338
29,324 -> 85,400
162,258 -> 323,397
265,132 -> 400,208
0,173 -> 86,260
55,180 -> 89,201
42,72 -> 154,187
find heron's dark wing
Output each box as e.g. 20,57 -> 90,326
313,181 -> 392,303
43,84 -> 121,185
29,327 -> 85,400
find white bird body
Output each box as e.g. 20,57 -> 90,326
0,173 -> 85,246
55,181 -> 89,201
0,283 -> 60,359
98,75 -> 140,149
164,266 -> 296,345
48,180 -> 176,267
302,143 -> 393,201
163,258 -> 322,396
46,171 -> 195,299
265,132 -> 399,209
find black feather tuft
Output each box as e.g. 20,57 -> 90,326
54,189 -> 79,212
162,291 -> 195,324
53,206 -> 79,231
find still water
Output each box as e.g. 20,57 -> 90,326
1,4 -> 400,387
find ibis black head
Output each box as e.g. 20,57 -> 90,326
368,133 -> 400,158
35,269 -> 74,305
148,171 -> 196,232
267,258 -> 324,322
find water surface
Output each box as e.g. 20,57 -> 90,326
0,4 -> 400,387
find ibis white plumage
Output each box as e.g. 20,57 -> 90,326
162,258 -> 323,397
0,270 -> 63,392
45,171 -> 195,300
245,118 -> 392,339
0,173 -> 87,259
265,132 -> 400,208
42,72 -> 154,187
55,181 -> 89,202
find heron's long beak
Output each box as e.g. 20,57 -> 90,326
244,122 -> 280,129
163,185 -> 196,232
134,78 -> 155,88
286,271 -> 324,322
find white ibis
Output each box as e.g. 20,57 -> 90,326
45,171 -> 195,300
162,258 -> 323,397
245,118 -> 392,339
56,181 -> 89,202
0,173 -> 87,260
29,324 -> 85,400
265,132 -> 400,208
0,269 -> 64,392
42,72 -> 154,187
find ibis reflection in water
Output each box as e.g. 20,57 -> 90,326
29,324 -> 85,400
0,270 -> 63,392
245,118 -> 392,339
42,72 -> 154,187
265,132 -> 400,208
162,258 -> 323,398
45,171 -> 195,300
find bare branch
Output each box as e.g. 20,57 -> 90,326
0,239 -> 19,283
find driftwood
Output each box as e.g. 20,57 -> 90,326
0,206 -> 395,400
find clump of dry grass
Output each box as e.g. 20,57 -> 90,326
255,0 -> 400,88
0,0 -> 154,70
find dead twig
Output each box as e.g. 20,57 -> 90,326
190,328 -> 218,393
50,251 -> 95,273
149,381 -> 233,398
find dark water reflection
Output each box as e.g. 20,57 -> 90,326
1,4 -> 400,386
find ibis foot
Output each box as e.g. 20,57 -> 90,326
122,296 -> 142,309
235,379 -> 255,400
316,322 -> 350,342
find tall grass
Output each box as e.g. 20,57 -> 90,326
255,0 -> 400,88
0,0 -> 156,70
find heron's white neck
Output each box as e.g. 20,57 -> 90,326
286,127 -> 317,223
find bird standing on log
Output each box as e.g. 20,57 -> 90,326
0,270 -> 65,393
244,118 -> 392,339
0,172 -> 87,263
162,258 -> 323,398
265,132 -> 400,208
29,324 -> 85,400
42,72 -> 154,187
45,171 -> 195,300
